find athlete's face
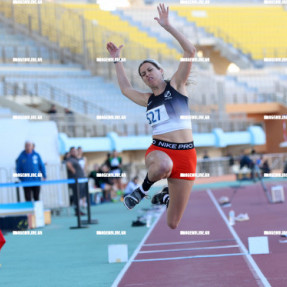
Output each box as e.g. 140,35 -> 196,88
139,63 -> 164,88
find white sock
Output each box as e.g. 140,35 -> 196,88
139,185 -> 148,195
163,194 -> 169,203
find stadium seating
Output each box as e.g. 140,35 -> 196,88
1,65 -> 146,122
0,2 -> 286,137
113,9 -> 179,51
0,2 -> 181,61
62,3 -> 181,60
171,5 -> 287,60
0,23 -> 62,63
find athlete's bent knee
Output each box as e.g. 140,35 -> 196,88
157,160 -> 172,177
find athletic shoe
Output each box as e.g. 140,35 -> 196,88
123,187 -> 146,210
132,217 -> 146,227
132,219 -> 146,227
151,187 -> 169,205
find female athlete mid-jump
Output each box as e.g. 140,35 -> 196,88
106,3 -> 197,229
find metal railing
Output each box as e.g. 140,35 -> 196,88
0,1 -> 171,84
49,113 -> 256,136
0,45 -> 63,64
46,114 -> 151,137
192,153 -> 287,177
1,80 -> 113,116
0,164 -> 69,208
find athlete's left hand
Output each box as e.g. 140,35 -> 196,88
154,3 -> 170,28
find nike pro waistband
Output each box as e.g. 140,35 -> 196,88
152,139 -> 194,150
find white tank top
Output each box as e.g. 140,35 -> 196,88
146,82 -> 192,135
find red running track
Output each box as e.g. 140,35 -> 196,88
213,182 -> 287,287
113,182 -> 287,287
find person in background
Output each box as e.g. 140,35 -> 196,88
64,108 -> 73,115
240,150 -> 254,170
254,155 -> 263,179
203,150 -> 209,160
62,152 -> 70,163
108,150 -> 123,192
124,176 -> 139,197
227,152 -> 235,174
104,152 -> 111,167
96,164 -> 117,202
89,164 -> 101,188
62,152 -> 70,186
66,147 -> 86,216
47,104 -> 57,114
88,164 -> 101,204
227,153 -> 234,166
202,150 -> 210,174
261,158 -> 271,175
16,141 -> 47,201
77,146 -> 87,175
240,150 -> 255,179
107,150 -> 122,173
89,163 -> 116,203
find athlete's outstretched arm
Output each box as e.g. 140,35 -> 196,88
106,42 -> 150,107
154,3 -> 196,88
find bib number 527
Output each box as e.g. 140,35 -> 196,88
146,108 -> 160,125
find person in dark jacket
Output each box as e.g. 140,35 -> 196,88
239,150 -> 255,180
16,141 -> 47,201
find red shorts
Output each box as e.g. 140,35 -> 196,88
145,139 -> 197,180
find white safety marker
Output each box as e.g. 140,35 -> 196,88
108,244 -> 128,263
248,237 -> 269,255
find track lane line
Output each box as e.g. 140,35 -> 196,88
133,252 -> 247,262
139,245 -> 239,254
207,189 -> 271,287
111,206 -> 165,287
143,238 -> 235,247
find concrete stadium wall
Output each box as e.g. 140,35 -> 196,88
0,119 -> 60,169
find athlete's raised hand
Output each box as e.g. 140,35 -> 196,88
154,3 -> 170,28
106,42 -> 124,58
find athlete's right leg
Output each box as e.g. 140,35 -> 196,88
145,150 -> 173,180
124,150 -> 173,210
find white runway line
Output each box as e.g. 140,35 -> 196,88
139,245 -> 239,254
143,238 -> 235,247
133,252 -> 247,262
207,189 -> 271,287
111,207 -> 165,287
